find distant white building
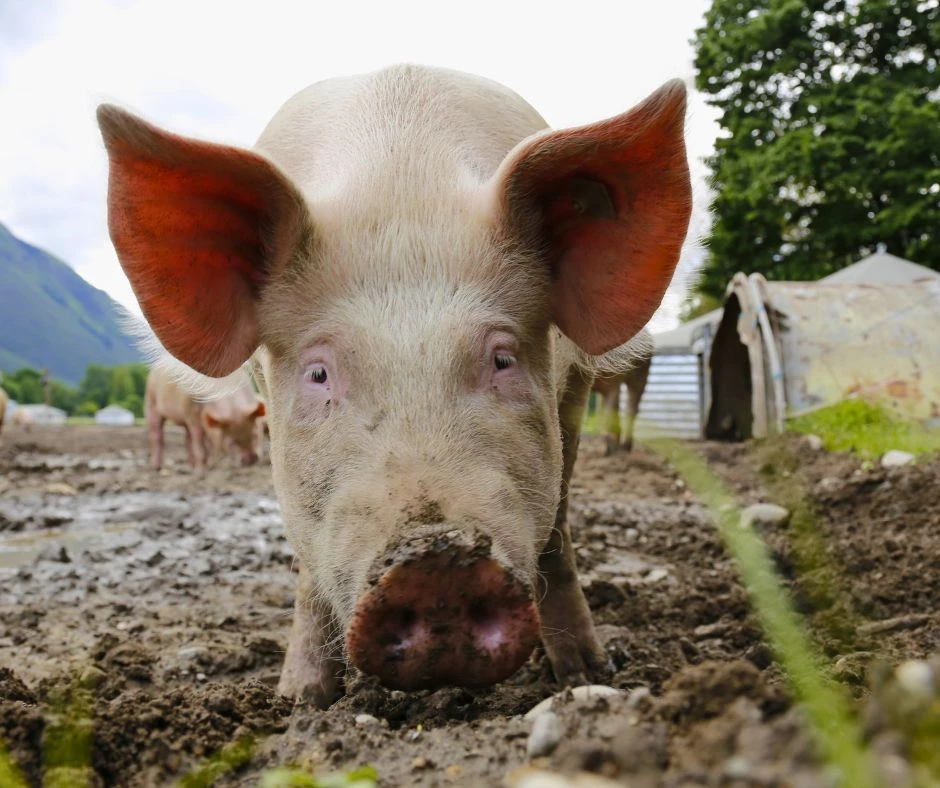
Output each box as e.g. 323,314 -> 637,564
17,404 -> 67,426
95,404 -> 135,426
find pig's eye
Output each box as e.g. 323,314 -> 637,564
493,352 -> 515,371
307,366 -> 328,385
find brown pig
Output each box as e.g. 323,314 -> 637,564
592,347 -> 653,455
98,65 -> 692,706
145,365 -> 265,470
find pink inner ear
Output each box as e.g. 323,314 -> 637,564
497,80 -> 692,356
98,106 -> 305,377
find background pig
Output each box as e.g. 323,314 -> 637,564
592,347 -> 653,455
145,365 -> 265,470
10,407 -> 32,431
98,64 -> 691,706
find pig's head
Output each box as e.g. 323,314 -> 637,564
97,73 -> 690,691
202,402 -> 265,466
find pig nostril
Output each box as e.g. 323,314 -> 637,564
468,599 -> 507,650
378,607 -> 419,650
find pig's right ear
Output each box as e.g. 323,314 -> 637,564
489,80 -> 692,356
97,105 -> 309,377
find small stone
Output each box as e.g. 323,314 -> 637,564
646,568 -> 669,583
527,711 -> 562,758
355,713 -> 379,727
445,765 -> 463,777
881,450 -> 915,469
44,482 -> 77,496
804,434 -> 824,451
196,672 -> 207,682
625,686 -> 651,709
115,621 -> 129,631
412,756 -> 429,770
895,660 -> 935,698
78,666 -> 107,689
724,755 -> 752,779
740,503 -> 789,529
524,685 -> 622,720
177,646 -> 207,662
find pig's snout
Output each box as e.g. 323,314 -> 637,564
345,529 -> 539,691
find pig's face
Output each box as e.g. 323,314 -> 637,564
98,66 -> 691,690
258,210 -> 562,623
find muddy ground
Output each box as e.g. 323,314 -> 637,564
0,425 -> 937,786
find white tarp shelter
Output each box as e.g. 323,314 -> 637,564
95,404 -> 135,426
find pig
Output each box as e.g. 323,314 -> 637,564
145,365 -> 265,470
97,64 -> 692,706
592,348 -> 652,455
10,407 -> 32,431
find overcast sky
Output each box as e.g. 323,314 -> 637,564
0,0 -> 719,332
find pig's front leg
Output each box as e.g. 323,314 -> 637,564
537,367 -> 612,686
278,569 -> 345,708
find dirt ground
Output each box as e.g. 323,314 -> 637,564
0,424 -> 937,786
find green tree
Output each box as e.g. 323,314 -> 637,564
76,364 -> 113,409
110,366 -> 134,404
50,381 -> 77,414
2,368 -> 44,404
693,0 -> 940,299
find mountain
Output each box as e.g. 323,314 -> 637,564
0,222 -> 142,384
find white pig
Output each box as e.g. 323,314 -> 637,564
98,64 -> 691,706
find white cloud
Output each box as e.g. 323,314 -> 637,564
0,0 -> 719,330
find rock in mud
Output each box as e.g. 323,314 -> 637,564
44,482 -> 78,496
527,710 -> 563,758
525,685 -> 622,721
739,503 -> 789,529
804,434 -> 824,451
881,450 -> 915,469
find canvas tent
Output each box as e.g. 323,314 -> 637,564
705,254 -> 940,439
95,404 -> 135,426
15,404 -> 67,426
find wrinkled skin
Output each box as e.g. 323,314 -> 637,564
145,366 -> 265,470
592,351 -> 653,455
98,64 -> 692,706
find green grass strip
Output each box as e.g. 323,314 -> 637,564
788,400 -> 940,459
648,437 -> 875,787
0,743 -> 28,788
173,736 -> 257,788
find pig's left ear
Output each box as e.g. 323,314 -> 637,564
97,105 -> 308,377
491,80 -> 692,355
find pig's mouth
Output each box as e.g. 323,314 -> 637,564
344,529 -> 540,691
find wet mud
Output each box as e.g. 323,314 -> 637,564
0,425 -> 937,786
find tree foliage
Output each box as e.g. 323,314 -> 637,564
693,0 -> 940,298
1,363 -> 149,416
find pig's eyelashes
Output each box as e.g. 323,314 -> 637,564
306,366 -> 329,386
493,352 -> 515,371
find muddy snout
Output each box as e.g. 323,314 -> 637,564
345,529 -> 540,691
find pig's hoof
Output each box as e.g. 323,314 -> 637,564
548,640 -> 615,688
345,529 -> 540,691
277,668 -> 343,709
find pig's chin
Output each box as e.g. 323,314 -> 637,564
344,528 -> 540,691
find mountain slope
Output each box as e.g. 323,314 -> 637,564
0,222 -> 142,384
